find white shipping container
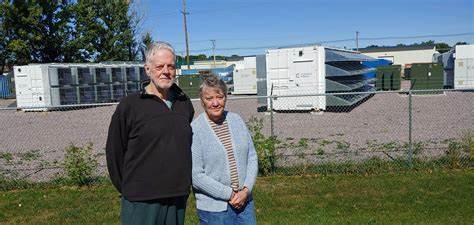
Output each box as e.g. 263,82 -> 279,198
233,68 -> 257,95
266,46 -> 326,110
14,63 -> 144,111
243,56 -> 257,69
14,65 -> 60,111
454,45 -> 474,89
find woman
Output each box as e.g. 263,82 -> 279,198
191,74 -> 258,225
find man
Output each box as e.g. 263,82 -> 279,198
106,41 -> 194,225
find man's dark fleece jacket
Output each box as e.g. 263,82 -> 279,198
106,83 -> 195,201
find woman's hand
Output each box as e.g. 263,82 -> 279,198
229,187 -> 249,209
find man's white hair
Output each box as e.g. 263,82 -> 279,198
145,41 -> 176,63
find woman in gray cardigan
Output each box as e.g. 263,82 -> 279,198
191,74 -> 258,225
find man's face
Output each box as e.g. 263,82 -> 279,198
201,87 -> 226,121
145,49 -> 176,90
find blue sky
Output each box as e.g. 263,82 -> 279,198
137,0 -> 474,56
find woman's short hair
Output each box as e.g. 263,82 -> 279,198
199,74 -> 228,98
145,41 -> 176,63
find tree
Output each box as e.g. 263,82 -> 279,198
455,42 -> 468,46
140,31 -> 153,61
0,0 -> 141,70
0,1 -> 37,68
435,42 -> 451,53
73,0 -> 137,62
33,1 -> 74,63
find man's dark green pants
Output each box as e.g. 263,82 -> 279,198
121,195 -> 188,225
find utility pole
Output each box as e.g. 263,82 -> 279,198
181,0 -> 190,69
356,31 -> 359,51
211,39 -> 216,68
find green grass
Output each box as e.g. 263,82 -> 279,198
0,169 -> 473,224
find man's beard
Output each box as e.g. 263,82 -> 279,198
151,77 -> 175,91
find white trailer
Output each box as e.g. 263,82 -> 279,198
14,62 -> 145,111
233,68 -> 257,95
232,56 -> 258,95
454,45 -> 474,89
265,45 -> 375,111
266,46 -> 326,110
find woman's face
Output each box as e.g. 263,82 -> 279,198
201,87 -> 226,122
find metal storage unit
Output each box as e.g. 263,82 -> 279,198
14,62 -> 145,110
410,63 -> 443,90
375,65 -> 401,91
433,49 -> 455,88
265,45 -> 375,111
454,44 -> 474,89
256,55 -> 267,107
180,65 -> 235,94
177,75 -> 202,99
233,68 -> 257,94
232,56 -> 258,95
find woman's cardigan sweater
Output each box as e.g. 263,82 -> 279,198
191,111 -> 258,212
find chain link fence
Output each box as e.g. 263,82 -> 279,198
0,89 -> 473,191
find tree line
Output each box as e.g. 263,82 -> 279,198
365,40 -> 468,53
0,1 -> 152,75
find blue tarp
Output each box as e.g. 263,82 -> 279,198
362,59 -> 392,79
0,75 -> 12,98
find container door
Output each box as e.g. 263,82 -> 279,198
15,71 -> 33,107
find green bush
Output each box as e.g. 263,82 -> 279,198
247,117 -> 278,176
460,130 -> 474,159
62,143 -> 98,185
444,130 -> 474,168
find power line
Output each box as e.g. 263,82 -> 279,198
146,1 -> 274,17
175,32 -> 473,53
172,32 -> 473,47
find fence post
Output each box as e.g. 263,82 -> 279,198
269,95 -> 274,138
408,90 -> 413,168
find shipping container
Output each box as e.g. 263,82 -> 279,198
265,45 -> 375,111
13,62 -> 144,110
454,44 -> 474,89
233,68 -> 257,95
232,56 -> 257,95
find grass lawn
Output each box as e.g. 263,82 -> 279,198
0,169 -> 473,225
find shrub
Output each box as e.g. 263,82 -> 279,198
247,117 -> 278,176
460,130 -> 474,159
62,143 -> 98,185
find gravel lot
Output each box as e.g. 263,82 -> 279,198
0,90 -> 472,180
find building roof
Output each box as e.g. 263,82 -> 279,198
359,45 -> 436,53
